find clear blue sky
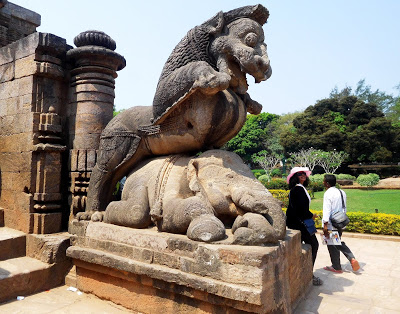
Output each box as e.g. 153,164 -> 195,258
13,0 -> 400,115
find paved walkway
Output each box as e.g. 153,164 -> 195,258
295,233 -> 400,313
0,233 -> 399,313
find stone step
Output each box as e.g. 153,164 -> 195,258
0,227 -> 26,261
64,265 -> 77,288
0,256 -> 52,303
0,208 -> 4,227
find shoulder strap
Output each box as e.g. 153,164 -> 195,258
338,189 -> 345,209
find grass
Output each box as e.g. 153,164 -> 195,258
310,189 -> 400,215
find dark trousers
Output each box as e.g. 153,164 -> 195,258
300,226 -> 319,266
327,228 -> 355,270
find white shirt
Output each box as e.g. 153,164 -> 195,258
322,187 -> 347,229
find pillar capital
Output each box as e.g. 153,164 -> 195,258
66,30 -> 126,71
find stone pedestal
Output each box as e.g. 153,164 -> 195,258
67,222 -> 312,313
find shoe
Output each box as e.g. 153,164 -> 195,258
351,259 -> 360,271
323,266 -> 343,273
312,275 -> 323,286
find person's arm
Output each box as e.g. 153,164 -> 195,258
322,190 -> 332,237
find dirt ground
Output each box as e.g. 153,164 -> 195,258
345,177 -> 400,189
375,177 -> 400,188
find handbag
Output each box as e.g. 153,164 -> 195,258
330,189 -> 350,229
303,218 -> 317,235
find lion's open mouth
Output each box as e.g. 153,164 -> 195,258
228,60 -> 249,94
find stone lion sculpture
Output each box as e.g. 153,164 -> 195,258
79,4 -> 272,219
97,150 -> 286,245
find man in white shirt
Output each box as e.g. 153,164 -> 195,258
322,174 -> 360,273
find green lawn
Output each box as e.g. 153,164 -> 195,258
310,189 -> 400,215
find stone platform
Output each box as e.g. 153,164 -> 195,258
67,221 -> 312,313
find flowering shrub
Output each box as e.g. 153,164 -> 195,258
308,181 -> 324,192
269,189 -> 289,207
306,210 -> 400,236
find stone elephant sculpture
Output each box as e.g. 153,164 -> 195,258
97,150 -> 286,245
80,4 -> 272,219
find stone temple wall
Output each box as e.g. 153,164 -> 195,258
0,0 -> 40,48
0,32 -> 68,233
0,2 -> 125,234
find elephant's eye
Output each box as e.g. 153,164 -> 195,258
244,32 -> 258,47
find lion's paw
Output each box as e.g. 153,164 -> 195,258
187,214 -> 226,242
194,68 -> 230,95
76,211 -> 94,221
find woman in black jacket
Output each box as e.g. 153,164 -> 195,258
286,167 -> 322,286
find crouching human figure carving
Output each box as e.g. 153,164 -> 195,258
80,4 -> 272,218
96,150 -> 286,245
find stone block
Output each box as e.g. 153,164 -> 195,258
0,188 -> 34,213
0,96 -> 30,116
0,77 -> 19,99
1,2 -> 41,28
0,189 -> 16,210
14,188 -> 34,213
3,208 -> 33,233
0,257 -> 71,304
14,54 -> 65,79
0,133 -> 33,152
0,151 -> 33,172
26,232 -> 71,263
68,220 -> 89,237
14,33 -> 67,61
0,61 -> 14,83
0,41 -> 16,64
86,149 -> 97,170
32,212 -> 62,234
0,227 -> 26,260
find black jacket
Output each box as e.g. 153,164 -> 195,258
286,185 -> 313,230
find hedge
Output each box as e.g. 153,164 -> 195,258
308,210 -> 400,236
271,191 -> 400,236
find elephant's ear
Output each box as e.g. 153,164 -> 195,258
187,159 -> 201,193
201,11 -> 224,35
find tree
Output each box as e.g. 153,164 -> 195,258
113,108 -> 125,117
225,113 -> 279,163
252,151 -> 282,182
330,79 -> 395,114
280,94 -> 399,163
288,148 -> 322,172
318,151 -> 349,174
387,83 -> 400,124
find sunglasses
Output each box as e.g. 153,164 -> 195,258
297,172 -> 307,176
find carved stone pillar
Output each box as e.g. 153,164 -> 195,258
66,30 -> 126,219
